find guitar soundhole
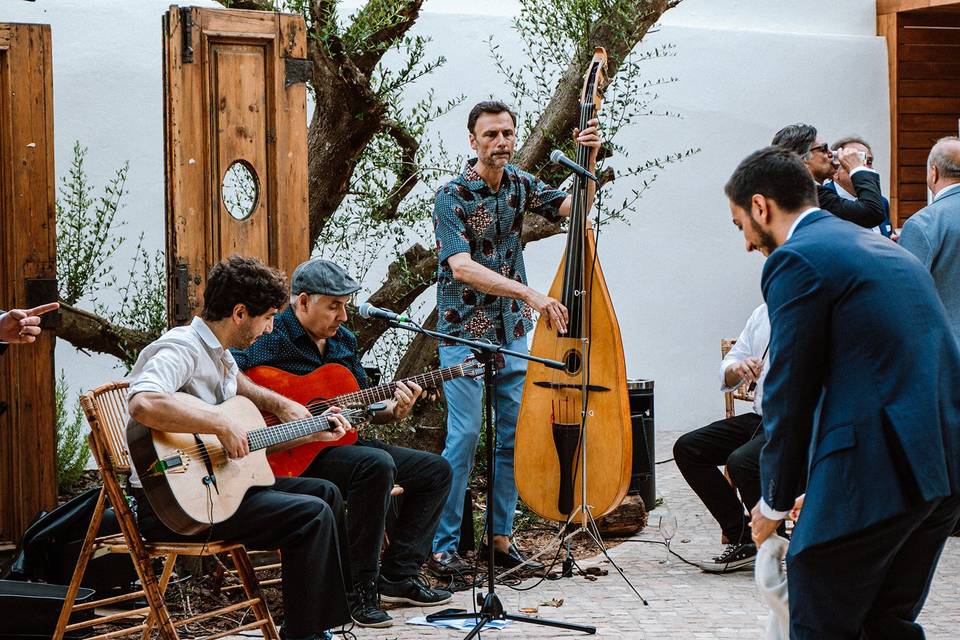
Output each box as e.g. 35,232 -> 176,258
564,350 -> 582,375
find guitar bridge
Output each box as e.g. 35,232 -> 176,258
148,452 -> 189,476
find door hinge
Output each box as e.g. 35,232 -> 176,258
24,277 -> 59,330
285,58 -> 312,87
173,260 -> 191,324
180,7 -> 194,64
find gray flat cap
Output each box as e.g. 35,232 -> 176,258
291,259 -> 361,296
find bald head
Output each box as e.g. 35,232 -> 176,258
928,136 -> 960,196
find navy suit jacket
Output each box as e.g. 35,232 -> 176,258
821,179 -> 892,237
759,210 -> 960,556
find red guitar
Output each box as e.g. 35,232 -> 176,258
246,359 -> 482,477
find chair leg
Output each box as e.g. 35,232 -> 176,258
52,487 -> 108,640
230,548 -> 280,640
118,525 -> 179,640
140,553 -> 179,640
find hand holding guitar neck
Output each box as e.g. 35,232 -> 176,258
316,407 -> 353,442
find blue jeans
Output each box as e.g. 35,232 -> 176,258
432,336 -> 528,553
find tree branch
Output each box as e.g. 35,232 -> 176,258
515,0 -> 674,172
370,118 -> 421,222
347,0 -> 425,77
57,302 -> 155,364
349,243 -> 436,354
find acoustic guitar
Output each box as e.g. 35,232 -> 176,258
127,392 -> 365,535
245,358 -> 483,477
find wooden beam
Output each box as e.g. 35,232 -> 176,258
878,11 -> 900,225
878,0 -> 960,15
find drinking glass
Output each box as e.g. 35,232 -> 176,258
658,513 -> 678,564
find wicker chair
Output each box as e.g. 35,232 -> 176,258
721,338 -> 756,418
53,381 -> 279,640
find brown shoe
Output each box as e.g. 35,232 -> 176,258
427,550 -> 473,576
480,542 -> 544,571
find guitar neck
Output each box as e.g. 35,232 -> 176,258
246,411 -> 353,452
333,364 -> 464,407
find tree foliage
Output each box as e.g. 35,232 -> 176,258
55,371 -> 90,489
56,0 -> 691,411
55,144 -> 167,367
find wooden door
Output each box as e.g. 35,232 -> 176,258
878,1 -> 960,226
163,6 -> 310,324
0,23 -> 58,545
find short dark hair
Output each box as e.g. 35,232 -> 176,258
832,135 -> 871,153
771,123 -> 819,158
201,255 -> 288,321
467,100 -> 517,133
724,146 -> 818,213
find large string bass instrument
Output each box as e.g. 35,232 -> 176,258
514,48 -> 632,524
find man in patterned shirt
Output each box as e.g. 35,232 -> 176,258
430,100 -> 600,574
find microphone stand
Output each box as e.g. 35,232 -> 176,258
384,318 -> 597,639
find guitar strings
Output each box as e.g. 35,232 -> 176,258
168,408 -> 366,460
160,363 -> 478,462
261,363 -> 473,425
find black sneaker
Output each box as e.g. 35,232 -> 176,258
349,580 -> 393,628
697,542 -> 757,573
379,574 -> 453,607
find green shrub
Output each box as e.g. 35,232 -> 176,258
55,371 -> 89,489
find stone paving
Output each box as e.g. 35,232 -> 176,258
226,428 -> 960,639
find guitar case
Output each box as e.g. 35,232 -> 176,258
5,486 -> 138,594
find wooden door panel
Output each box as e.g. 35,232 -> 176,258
0,22 -> 57,544
164,6 -> 309,325
212,42 -> 271,258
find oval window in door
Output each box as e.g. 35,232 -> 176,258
221,160 -> 259,220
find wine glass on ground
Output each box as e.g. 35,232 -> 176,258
658,513 -> 678,564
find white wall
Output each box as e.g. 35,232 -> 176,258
3,0 -> 889,435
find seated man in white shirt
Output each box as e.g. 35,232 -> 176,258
126,255 -> 352,640
673,303 -> 770,573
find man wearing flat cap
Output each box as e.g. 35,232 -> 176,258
233,258 -> 453,629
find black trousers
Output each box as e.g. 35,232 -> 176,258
305,438 -> 452,584
788,494 -> 960,639
673,412 -> 764,542
136,476 -> 351,636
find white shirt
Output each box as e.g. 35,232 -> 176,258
125,317 -> 239,486
785,207 -> 819,242
934,181 -> 960,202
721,304 -> 769,416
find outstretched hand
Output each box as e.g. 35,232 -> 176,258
0,302 -> 59,344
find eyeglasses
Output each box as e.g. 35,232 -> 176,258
807,142 -> 830,155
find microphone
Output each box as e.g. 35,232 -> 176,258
550,149 -> 599,183
358,302 -> 411,323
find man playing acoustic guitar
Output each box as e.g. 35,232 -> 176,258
232,258 -> 454,629
127,255 -> 353,640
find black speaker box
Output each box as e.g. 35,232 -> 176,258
0,580 -> 94,639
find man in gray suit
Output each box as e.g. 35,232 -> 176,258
900,136 -> 960,345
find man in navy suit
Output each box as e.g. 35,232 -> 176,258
724,146 -> 960,639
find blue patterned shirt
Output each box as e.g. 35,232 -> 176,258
433,159 -> 567,343
230,306 -> 369,388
